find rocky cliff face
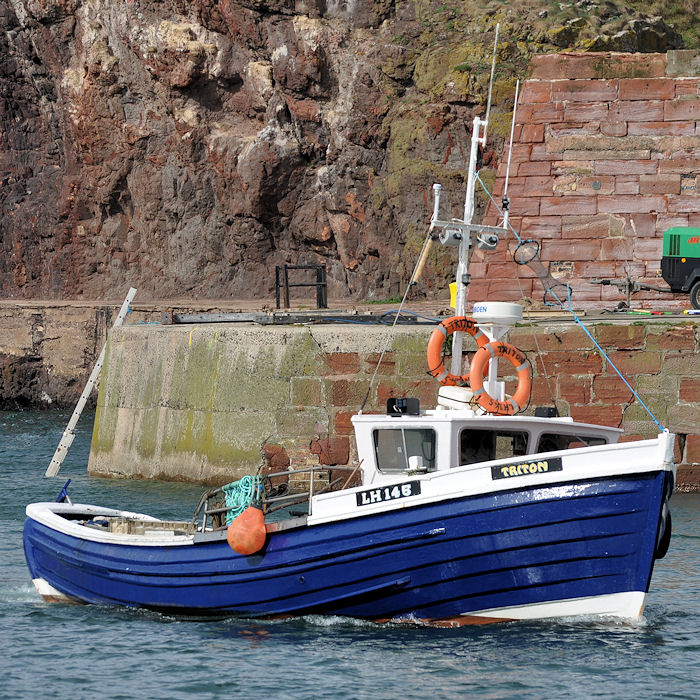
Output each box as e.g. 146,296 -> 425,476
1,0 -> 456,301
0,0 -> 691,302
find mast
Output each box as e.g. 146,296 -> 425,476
448,24 -> 502,379
450,115 -> 488,377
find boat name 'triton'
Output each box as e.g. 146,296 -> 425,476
491,457 -> 563,480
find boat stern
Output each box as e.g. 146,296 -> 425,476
658,430 -> 677,476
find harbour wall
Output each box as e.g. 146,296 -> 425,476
0,298 -> 268,408
87,318 -> 700,491
0,301 -> 114,409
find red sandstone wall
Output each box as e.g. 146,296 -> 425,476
477,51 -> 700,309
308,321 -> 700,491
506,322 -> 699,490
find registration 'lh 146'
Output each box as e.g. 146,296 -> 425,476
356,481 -> 421,506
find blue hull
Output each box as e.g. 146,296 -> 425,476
24,472 -> 669,620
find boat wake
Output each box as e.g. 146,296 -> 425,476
0,582 -> 43,605
243,614 -> 383,629
551,613 -> 648,629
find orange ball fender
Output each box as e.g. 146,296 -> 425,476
427,316 -> 489,386
468,341 -> 532,415
227,504 -> 267,555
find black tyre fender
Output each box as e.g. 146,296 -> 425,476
655,501 -> 672,560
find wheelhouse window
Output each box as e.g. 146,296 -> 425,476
537,433 -> 607,452
459,429 -> 529,465
373,428 -> 436,473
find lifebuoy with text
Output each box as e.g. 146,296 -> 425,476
427,316 -> 488,386
469,341 -> 532,415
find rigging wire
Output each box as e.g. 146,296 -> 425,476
496,79 -> 560,409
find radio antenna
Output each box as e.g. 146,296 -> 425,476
482,22 -> 500,145
502,79 -> 520,230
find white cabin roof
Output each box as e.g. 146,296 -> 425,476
351,407 -> 622,486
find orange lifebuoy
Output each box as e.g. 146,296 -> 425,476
468,341 -> 532,415
427,316 -> 489,386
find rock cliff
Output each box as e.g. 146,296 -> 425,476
0,0 -> 693,301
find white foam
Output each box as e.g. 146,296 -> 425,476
0,583 -> 42,604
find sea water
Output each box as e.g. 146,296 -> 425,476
1,411 -> 699,700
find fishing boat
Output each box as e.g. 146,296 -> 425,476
22,320 -> 677,623
24,404 -> 674,623
23,37 -> 676,623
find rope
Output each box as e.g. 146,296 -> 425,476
474,171 -> 666,431
360,229 -> 435,412
568,311 -> 665,432
222,475 -> 261,525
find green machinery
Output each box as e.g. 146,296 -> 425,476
661,227 -> 700,309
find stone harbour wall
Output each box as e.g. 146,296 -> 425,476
478,51 -> 700,308
0,301 -> 112,409
88,323 -> 431,484
87,319 -> 700,491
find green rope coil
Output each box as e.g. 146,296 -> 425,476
222,475 -> 261,525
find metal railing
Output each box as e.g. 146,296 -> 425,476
275,264 -> 328,309
189,464 -> 360,533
